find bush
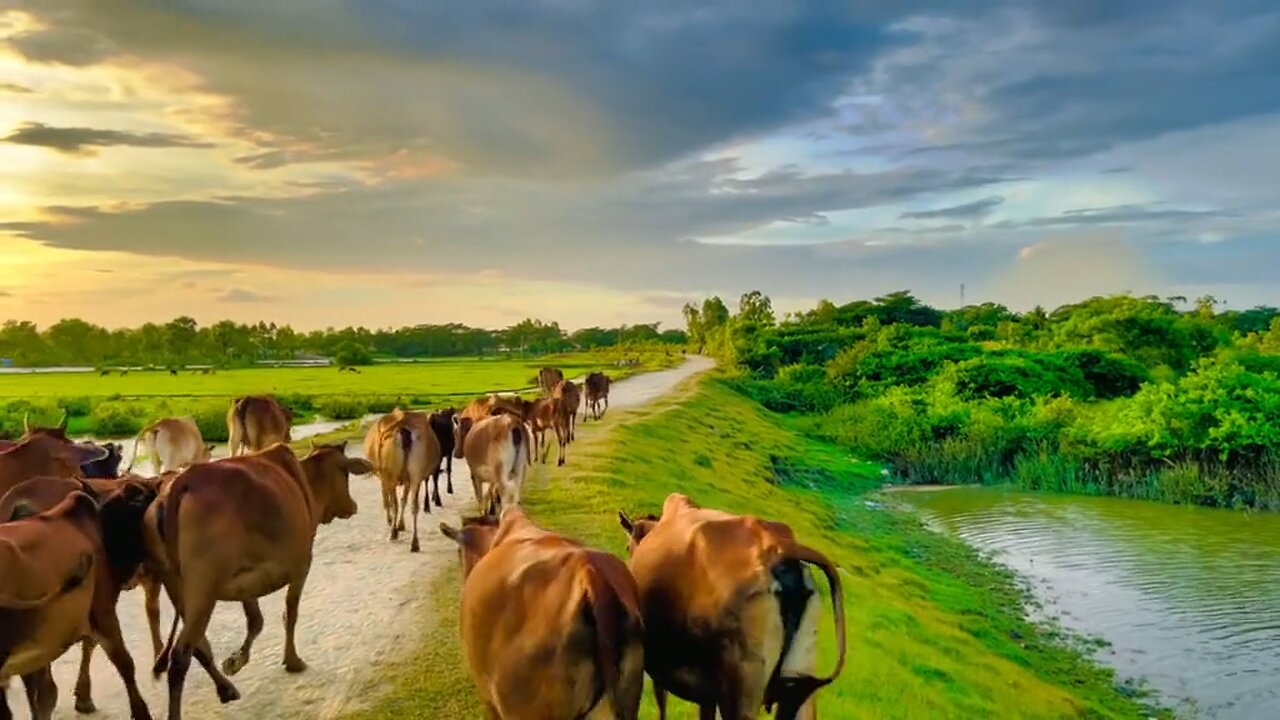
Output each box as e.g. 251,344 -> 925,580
90,402 -> 148,437
333,341 -> 374,367
315,396 -> 370,420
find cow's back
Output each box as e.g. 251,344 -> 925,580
162,449 -> 315,596
460,535 -> 642,717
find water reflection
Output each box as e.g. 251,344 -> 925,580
899,487 -> 1280,719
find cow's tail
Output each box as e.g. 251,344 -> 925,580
125,421 -> 158,473
151,481 -> 189,678
580,564 -> 623,716
516,421 -> 534,468
769,543 -> 848,720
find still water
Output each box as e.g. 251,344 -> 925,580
898,487 -> 1280,719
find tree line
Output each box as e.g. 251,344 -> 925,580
687,289 -> 1280,509
0,316 -> 687,368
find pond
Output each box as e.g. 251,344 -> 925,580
897,487 -> 1280,719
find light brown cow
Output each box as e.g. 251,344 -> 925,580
126,417 -> 215,474
226,396 -> 292,457
618,493 -> 847,720
549,380 -> 582,466
439,507 -> 644,720
1,426 -> 109,502
453,394 -> 526,460
1,476 -> 159,720
453,413 -> 532,515
363,408 -> 442,553
584,372 -> 611,421
148,442 -> 371,720
537,366 -> 565,395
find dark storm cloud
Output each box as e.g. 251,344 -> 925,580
2,122 -> 216,155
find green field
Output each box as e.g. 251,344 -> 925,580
344,374 -> 1167,720
0,351 -> 678,440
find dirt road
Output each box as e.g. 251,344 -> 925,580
15,355 -> 713,719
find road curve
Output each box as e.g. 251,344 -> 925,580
17,355 -> 714,719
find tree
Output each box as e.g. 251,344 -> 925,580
736,291 -> 775,328
333,341 -> 374,367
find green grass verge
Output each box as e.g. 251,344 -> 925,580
341,376 -> 1168,720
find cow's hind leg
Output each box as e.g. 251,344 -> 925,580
167,592 -> 229,720
409,478 -> 423,552
396,480 -> 412,535
143,574 -> 164,659
92,602 -> 153,720
282,569 -> 311,673
21,667 -> 56,720
222,599 -> 264,675
74,637 -> 96,713
445,456 -> 453,494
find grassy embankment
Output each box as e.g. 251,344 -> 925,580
340,376 -> 1167,719
0,350 -> 678,440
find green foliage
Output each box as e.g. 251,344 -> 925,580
688,289 -> 1280,509
90,401 -> 148,437
333,341 -> 374,367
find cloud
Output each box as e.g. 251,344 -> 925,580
2,1 -> 915,177
989,231 -> 1164,309
0,83 -> 33,94
900,195 -> 1004,220
2,122 -> 216,156
993,204 -> 1232,230
0,290 -> 11,297
216,287 -> 276,303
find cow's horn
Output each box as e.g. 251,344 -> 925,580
22,412 -> 30,433
57,411 -> 68,431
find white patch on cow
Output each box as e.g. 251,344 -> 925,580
778,568 -> 820,679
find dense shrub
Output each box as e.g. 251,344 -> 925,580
315,396 -> 370,420
90,401 -> 148,437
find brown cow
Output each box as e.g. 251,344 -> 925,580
226,396 -> 292,457
127,417 -> 215,474
439,507 -> 644,720
453,413 -> 532,515
584,372 -> 611,421
549,380 -> 582,466
363,408 -> 442,552
1,426 -> 109,502
522,397 -> 557,464
537,366 -> 565,395
1,476 -> 159,719
618,493 -> 847,720
148,442 -> 371,720
453,394 -> 526,460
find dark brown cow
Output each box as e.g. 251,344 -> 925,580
537,366 -> 565,395
426,408 -> 457,510
148,442 -> 371,720
1,426 -> 110,502
226,396 -> 293,457
618,493 -> 847,720
0,476 -> 159,719
549,380 -> 582,466
454,413 -> 532,515
440,508 -> 644,720
584,372 -> 611,421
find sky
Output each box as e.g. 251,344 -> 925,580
1,1 -> 1279,331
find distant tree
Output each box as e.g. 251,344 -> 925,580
333,341 -> 374,367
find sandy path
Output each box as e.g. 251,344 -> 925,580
16,356 -> 713,719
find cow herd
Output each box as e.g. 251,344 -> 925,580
1,364 -> 847,720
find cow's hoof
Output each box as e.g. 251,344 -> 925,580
410,539 -> 420,553
216,681 -> 241,704
75,696 -> 96,714
222,652 -> 248,676
557,458 -> 565,467
284,657 -> 308,674
433,496 -> 443,508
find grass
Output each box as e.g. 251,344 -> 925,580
0,350 -> 680,440
340,376 -> 1169,720
0,351 -> 674,400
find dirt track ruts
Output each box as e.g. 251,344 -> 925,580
14,356 -> 714,719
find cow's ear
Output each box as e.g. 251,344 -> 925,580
618,511 -> 634,535
440,523 -> 461,543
